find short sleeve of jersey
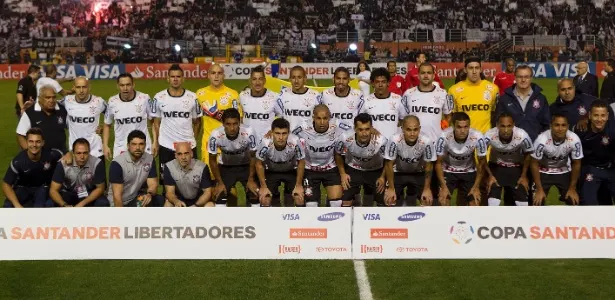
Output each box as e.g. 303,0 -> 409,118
435,133 -> 447,156
51,163 -> 65,184
150,97 -> 161,118
16,78 -> 26,94
200,166 -> 213,189
383,139 -> 397,161
334,134 -> 348,154
520,130 -> 534,153
444,94 -> 454,114
104,101 -> 114,125
192,96 -> 203,119
295,138 -> 306,161
247,127 -> 257,151
93,161 -> 106,185
148,162 -> 157,178
531,135 -> 547,160
570,133 -> 584,160
163,166 -> 175,186
146,95 -> 155,119
207,130 -> 220,155
475,134 -> 488,157
424,140 -> 437,162
255,138 -> 271,161
109,161 -> 124,184
274,90 -> 284,117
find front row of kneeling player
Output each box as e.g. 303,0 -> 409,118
5,100 -> 610,207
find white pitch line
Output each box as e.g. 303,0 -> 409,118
353,259 -> 374,300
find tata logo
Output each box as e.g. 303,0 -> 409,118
317,212 -> 345,221
362,213 -> 380,220
282,213 -> 300,221
398,212 -> 425,222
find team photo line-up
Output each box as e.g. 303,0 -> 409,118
6,57 -> 615,208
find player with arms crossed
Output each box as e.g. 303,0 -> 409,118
531,114 -> 583,205
152,64 -> 202,184
319,67 -> 364,129
483,113 -> 534,206
104,73 -> 155,160
275,66 -> 322,130
208,108 -> 259,207
163,142 -> 214,207
435,112 -> 487,206
240,66 -> 278,140
361,67 -> 404,138
335,113 -> 393,206
255,118 -> 306,207
384,116 -> 437,206
293,105 -> 351,207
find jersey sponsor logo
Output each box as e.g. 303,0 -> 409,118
461,104 -> 490,111
285,109 -> 311,117
352,155 -> 372,162
244,112 -> 271,120
163,111 -> 190,118
116,116 -> 143,125
411,106 -> 441,114
69,116 -> 96,123
371,114 -> 397,122
450,154 -> 471,160
331,113 -> 353,119
309,145 -> 334,153
544,154 -> 567,161
223,149 -> 246,155
400,157 -> 420,164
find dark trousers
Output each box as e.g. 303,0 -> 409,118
47,191 -> 109,207
4,186 -> 48,208
580,166 -> 615,206
125,195 -> 165,207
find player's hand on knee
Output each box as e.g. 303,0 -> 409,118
486,176 -> 499,195
516,176 -> 529,193
258,187 -> 272,202
175,200 -> 187,207
421,189 -> 433,206
376,176 -> 386,194
340,174 -> 351,190
246,179 -> 259,196
533,189 -> 546,206
565,189 -> 579,205
293,193 -> 305,206
214,184 -> 227,199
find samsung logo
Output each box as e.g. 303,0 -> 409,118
398,212 -> 426,222
317,212 -> 345,222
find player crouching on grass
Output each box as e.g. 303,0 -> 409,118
163,142 -> 214,207
208,108 -> 259,207
335,113 -> 395,206
255,118 -> 307,207
531,114 -> 583,206
483,113 -> 534,206
435,112 -> 487,206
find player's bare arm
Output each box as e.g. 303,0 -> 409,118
383,159 -> 396,206
530,158 -> 545,206
517,153 -> 531,192
484,158 -> 498,195
246,151 -> 259,195
566,159 -> 582,205
435,155 -> 450,205
209,153 -> 225,198
102,123 -> 112,161
422,161 -> 434,206
143,177 -> 158,207
335,153 -> 350,190
49,181 -> 71,207
255,159 -> 272,205
2,182 -> 23,208
17,134 -> 27,150
293,159 -> 306,205
195,187 -> 213,207
469,156 -> 486,205
165,185 -> 186,207
192,118 -> 201,140
112,183 -> 124,207
152,118 -> 161,157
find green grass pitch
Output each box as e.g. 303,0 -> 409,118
0,78 -> 614,299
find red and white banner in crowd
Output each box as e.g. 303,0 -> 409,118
0,64 -> 29,80
125,63 -> 211,80
0,208 -> 352,260
221,62 -> 404,80
353,207 -> 615,259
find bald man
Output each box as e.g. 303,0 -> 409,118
62,76 -> 107,159
550,78 -> 595,132
196,64 -> 242,167
163,142 -> 214,207
573,61 -> 598,98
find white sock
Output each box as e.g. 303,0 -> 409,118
251,203 -> 260,207
329,200 -> 342,207
215,203 -> 226,207
515,201 -> 529,206
306,202 -> 318,207
488,198 -> 501,206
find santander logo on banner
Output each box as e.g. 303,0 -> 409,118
126,64 -> 211,79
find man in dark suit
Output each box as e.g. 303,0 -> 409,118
574,61 -> 599,97
601,58 -> 615,104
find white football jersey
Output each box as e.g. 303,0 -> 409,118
240,89 -> 278,140
336,132 -> 388,171
274,88 -> 321,130
208,125 -> 257,165
360,93 -> 404,138
151,89 -> 202,149
292,120 -> 352,171
319,87 -> 364,130
484,126 -> 534,167
104,91 -> 154,158
436,127 -> 487,173
531,130 -> 583,174
255,134 -> 305,172
62,94 -> 107,157
384,133 -> 436,173
400,86 -> 453,142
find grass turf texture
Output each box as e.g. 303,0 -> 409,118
1,78 -> 614,300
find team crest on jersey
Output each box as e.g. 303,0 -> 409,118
586,173 -> 594,182
389,101 -> 397,111
135,104 -> 143,113
577,106 -> 587,115
303,98 -> 312,107
532,100 -> 541,109
43,162 -> 51,170
57,117 -> 64,124
262,100 -> 271,111
220,94 -> 230,106
396,82 -> 402,88
89,105 -> 97,115
486,84 -> 494,91
193,174 -> 201,184
329,132 -> 336,141
182,100 -> 191,109
143,163 -> 151,172
84,171 -> 93,182
483,91 -> 491,101
602,136 -> 610,145
455,86 -> 464,93
347,102 -> 355,109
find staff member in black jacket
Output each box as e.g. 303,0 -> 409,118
494,65 -> 550,141
15,65 -> 41,117
574,61 -> 599,97
550,78 -> 596,131
601,59 -> 615,104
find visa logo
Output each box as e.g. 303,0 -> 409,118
363,214 -> 381,220
282,213 -> 300,220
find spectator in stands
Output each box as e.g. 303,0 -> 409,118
574,61 -> 599,98
601,59 -> 615,104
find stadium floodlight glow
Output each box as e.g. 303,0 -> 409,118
310,43 -> 317,49
123,44 -> 131,50
174,44 -> 181,52
349,43 -> 358,51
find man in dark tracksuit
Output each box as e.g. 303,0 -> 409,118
600,59 -> 615,104
494,68 -> 550,205
575,100 -> 615,205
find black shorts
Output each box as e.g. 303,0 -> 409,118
266,171 -> 298,196
305,167 -> 341,202
394,172 -> 439,206
444,172 -> 477,206
220,165 -> 250,194
488,164 -> 528,203
536,172 -> 572,205
159,146 -> 197,184
341,166 -> 384,205
175,192 -> 203,206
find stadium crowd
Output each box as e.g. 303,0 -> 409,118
5,57 -> 615,208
